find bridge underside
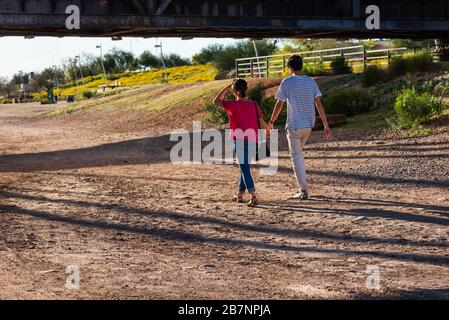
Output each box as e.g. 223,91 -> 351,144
0,0 -> 448,38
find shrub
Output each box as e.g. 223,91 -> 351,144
204,102 -> 228,125
32,92 -> 47,102
362,65 -> 386,87
324,89 -> 374,116
409,50 -> 434,72
389,57 -> 409,77
0,98 -> 12,104
393,88 -> 446,129
248,84 -> 284,123
107,74 -> 119,81
303,64 -> 328,77
389,51 -> 434,77
330,56 -> 351,75
79,89 -> 96,100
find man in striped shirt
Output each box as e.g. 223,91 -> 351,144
269,55 -> 332,200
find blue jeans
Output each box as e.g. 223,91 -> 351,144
233,140 -> 257,193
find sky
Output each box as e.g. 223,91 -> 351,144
0,37 -> 238,79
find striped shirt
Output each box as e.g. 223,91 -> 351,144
275,75 -> 322,130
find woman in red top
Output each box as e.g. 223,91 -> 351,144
213,79 -> 270,207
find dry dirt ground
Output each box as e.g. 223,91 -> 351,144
0,102 -> 448,300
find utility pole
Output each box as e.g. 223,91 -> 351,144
96,44 -> 108,88
252,40 -> 262,78
155,41 -> 168,82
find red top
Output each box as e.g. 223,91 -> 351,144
222,100 -> 263,143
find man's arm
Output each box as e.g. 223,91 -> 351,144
315,97 -> 332,139
269,100 -> 285,127
213,83 -> 232,108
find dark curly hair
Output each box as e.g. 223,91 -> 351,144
232,79 -> 248,98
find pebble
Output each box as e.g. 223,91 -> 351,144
41,270 -> 58,275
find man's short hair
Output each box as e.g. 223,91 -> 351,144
287,55 -> 303,71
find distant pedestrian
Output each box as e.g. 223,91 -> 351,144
269,55 -> 332,200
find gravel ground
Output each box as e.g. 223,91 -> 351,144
0,102 -> 448,300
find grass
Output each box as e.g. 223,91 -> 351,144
50,64 -> 218,97
341,106 -> 392,129
47,80 -> 228,116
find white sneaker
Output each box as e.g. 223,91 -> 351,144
290,190 -> 309,200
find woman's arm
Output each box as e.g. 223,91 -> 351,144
259,117 -> 269,130
213,83 -> 233,108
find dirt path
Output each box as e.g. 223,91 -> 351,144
0,102 -> 448,299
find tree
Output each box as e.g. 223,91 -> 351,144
103,48 -> 138,73
30,67 -> 65,91
139,51 -> 161,69
164,54 -> 191,67
280,39 -> 349,53
192,44 -> 224,65
11,71 -> 30,85
79,54 -> 103,81
214,39 -> 278,71
0,77 -> 15,98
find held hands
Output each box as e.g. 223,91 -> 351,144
324,126 -> 332,139
265,126 -> 271,136
265,122 -> 274,136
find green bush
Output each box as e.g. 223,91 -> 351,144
389,51 -> 434,77
248,84 -> 284,123
393,88 -> 446,129
0,98 -> 12,104
303,64 -> 328,77
389,57 -> 409,77
324,89 -> 374,116
79,89 -> 96,100
330,56 -> 351,75
204,102 -> 228,125
107,74 -> 119,81
409,50 -> 434,72
362,65 -> 386,87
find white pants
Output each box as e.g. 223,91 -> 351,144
287,128 -> 312,191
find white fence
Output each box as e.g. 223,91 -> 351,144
236,45 -> 408,78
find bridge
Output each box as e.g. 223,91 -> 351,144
0,0 -> 448,38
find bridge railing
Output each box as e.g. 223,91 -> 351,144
236,45 -> 408,78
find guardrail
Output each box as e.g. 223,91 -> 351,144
236,45 -> 408,78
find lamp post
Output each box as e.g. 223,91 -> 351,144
76,55 -> 85,85
70,58 -> 79,87
252,40 -> 262,78
96,44 -> 108,88
155,42 -> 168,82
